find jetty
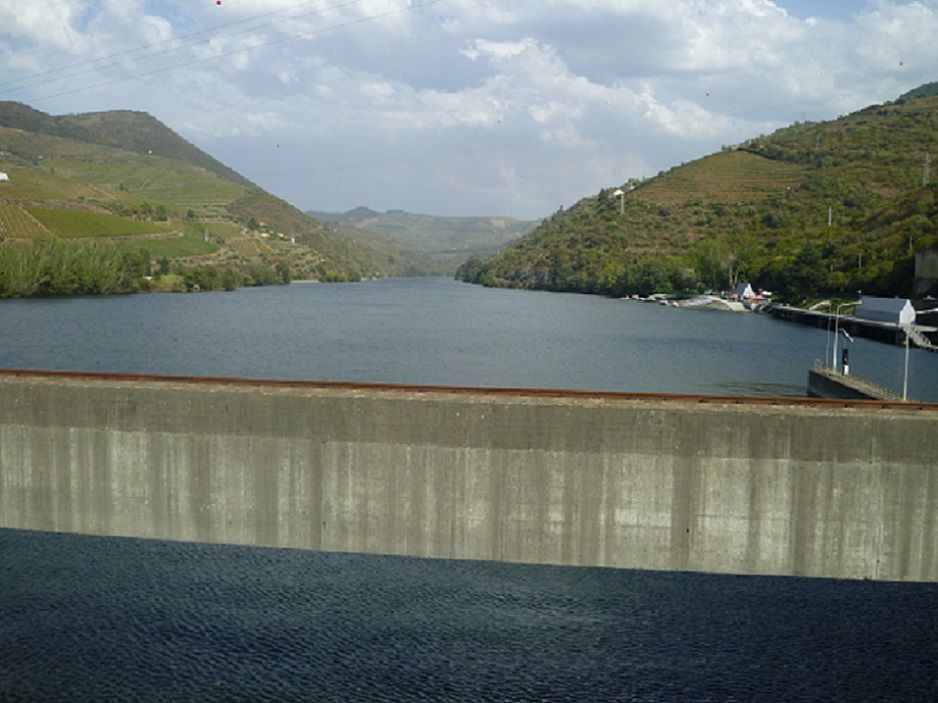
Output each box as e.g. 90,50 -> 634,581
807,365 -> 904,401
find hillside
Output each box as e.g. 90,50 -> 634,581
307,207 -> 537,273
458,90 -> 938,301
0,103 -> 437,296
0,101 -> 253,188
899,82 -> 938,101
323,222 -> 446,276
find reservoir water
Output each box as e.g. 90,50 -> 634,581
1,277 -> 936,399
2,277 -> 937,702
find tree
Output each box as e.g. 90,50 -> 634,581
783,241 -> 827,300
633,260 -> 673,296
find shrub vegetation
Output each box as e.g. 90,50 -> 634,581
457,94 -> 938,303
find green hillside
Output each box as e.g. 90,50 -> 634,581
326,223 -> 447,276
25,208 -> 170,238
308,207 -> 537,273
0,103 -> 438,296
898,82 -> 938,101
0,101 -> 253,188
458,91 -> 938,301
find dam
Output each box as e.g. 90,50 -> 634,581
1,370 -> 936,583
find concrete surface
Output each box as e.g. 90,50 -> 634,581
807,367 -> 903,401
1,374 -> 936,582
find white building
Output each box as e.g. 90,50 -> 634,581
0,172 -> 9,183
855,296 -> 916,326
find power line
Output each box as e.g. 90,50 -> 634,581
0,0 -> 328,90
0,0 -> 368,95
21,0 -> 444,105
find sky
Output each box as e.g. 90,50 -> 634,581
1,0 -> 936,219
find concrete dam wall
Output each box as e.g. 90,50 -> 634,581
1,372 -> 936,582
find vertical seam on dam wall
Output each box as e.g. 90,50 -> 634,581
1,378 -> 937,582
670,415 -> 693,573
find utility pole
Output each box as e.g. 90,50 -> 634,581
827,205 -> 832,227
925,152 -> 931,187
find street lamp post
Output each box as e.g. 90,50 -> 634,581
902,324 -> 911,401
832,299 -> 860,372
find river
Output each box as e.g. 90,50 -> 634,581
1,277 -> 935,398
1,278 -> 936,702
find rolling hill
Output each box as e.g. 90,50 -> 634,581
307,207 -> 537,273
0,101 -> 253,188
0,102 -> 437,296
457,88 -> 938,302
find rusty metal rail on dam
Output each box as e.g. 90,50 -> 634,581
1,369 -> 936,582
1,367 -> 935,410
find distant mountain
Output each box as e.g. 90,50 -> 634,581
0,102 -> 438,295
307,207 -> 538,272
458,91 -> 938,302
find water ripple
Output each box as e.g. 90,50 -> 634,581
1,529 -> 937,702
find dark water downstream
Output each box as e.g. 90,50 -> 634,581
1,278 -> 937,702
3,530 -> 937,703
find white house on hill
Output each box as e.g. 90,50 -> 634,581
855,296 -> 916,326
0,172 -> 9,183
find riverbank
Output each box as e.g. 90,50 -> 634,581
621,293 -> 764,313
0,237 -> 292,298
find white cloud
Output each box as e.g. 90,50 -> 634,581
0,1 -> 85,49
0,0 -> 936,218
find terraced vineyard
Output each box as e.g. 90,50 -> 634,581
0,126 -> 245,209
0,163 -> 107,201
1,100 -> 442,298
59,159 -> 245,206
0,204 -> 49,238
459,91 -> 938,301
25,207 -> 170,238
634,151 -> 809,205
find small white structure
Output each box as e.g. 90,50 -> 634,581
855,296 -> 916,326
0,172 -> 9,183
733,282 -> 755,300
